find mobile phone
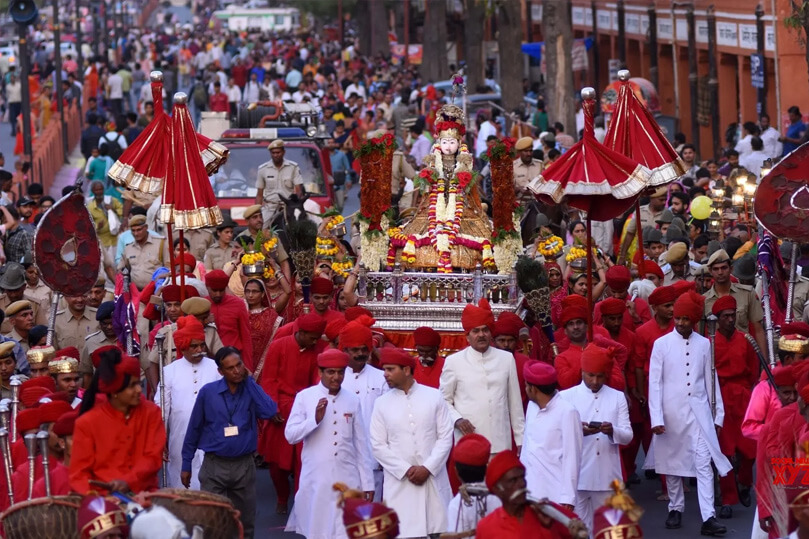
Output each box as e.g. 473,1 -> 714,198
588,421 -> 603,429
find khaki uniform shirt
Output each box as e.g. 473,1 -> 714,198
703,283 -> 764,334
203,242 -> 236,271
513,158 -> 544,192
626,204 -> 664,235
663,267 -> 696,286
79,330 -> 117,375
118,235 -> 170,289
0,293 -> 48,334
25,281 -> 52,308
256,158 -> 303,219
793,278 -> 809,322
183,228 -> 216,261
4,328 -> 29,353
54,307 -> 99,354
391,151 -> 416,194
148,322 -> 224,367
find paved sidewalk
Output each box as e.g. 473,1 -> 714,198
48,145 -> 86,198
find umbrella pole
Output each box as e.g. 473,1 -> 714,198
179,229 -> 186,302
634,202 -> 644,267
166,222 -> 177,283
586,216 -> 594,342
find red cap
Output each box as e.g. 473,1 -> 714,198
461,299 -> 495,333
340,493 -> 399,539
523,360 -> 557,386
297,313 -> 327,335
599,297 -> 626,316
54,347 -> 80,361
204,269 -> 229,290
161,285 -> 198,302
379,348 -> 415,370
339,320 -> 373,350
311,277 -> 335,295
673,290 -> 704,322
20,387 -> 50,408
52,410 -> 78,437
15,408 -> 41,434
711,295 -> 737,315
773,365 -> 795,387
581,344 -> 613,374
345,306 -> 373,321
20,375 -> 56,398
38,400 -> 73,424
453,433 -> 491,466
42,391 -> 71,403
317,349 -> 350,369
91,345 -> 119,368
648,285 -> 677,306
485,450 -> 525,491
493,312 -> 525,339
325,317 -> 348,342
78,495 -> 128,539
176,252 -> 196,269
641,260 -> 664,280
559,294 -> 588,326
605,265 -> 631,292
97,354 -> 141,394
413,326 -> 441,348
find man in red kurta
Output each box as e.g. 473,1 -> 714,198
273,277 -> 345,340
16,400 -> 72,501
205,270 -> 253,369
492,313 -> 531,409
711,295 -> 758,517
593,265 -> 651,329
32,410 -> 76,497
258,313 -> 327,513
412,326 -> 445,389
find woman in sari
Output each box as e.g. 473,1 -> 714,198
546,261 -> 566,329
245,277 -> 287,380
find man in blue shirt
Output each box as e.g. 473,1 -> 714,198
182,346 -> 277,539
780,105 -> 807,156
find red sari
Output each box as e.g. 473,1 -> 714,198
249,307 -> 281,378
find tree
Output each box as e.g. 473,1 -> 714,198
495,0 -> 523,111
542,0 -> 576,139
464,0 -> 486,93
785,1 -> 809,89
421,0 -> 448,82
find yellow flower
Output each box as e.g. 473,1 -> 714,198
538,236 -> 564,257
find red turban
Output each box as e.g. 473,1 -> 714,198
800,381 -> 809,405
42,391 -> 71,403
297,313 -> 327,335
673,291 -> 705,322
711,295 -> 737,316
413,327 -> 441,348
161,285 -> 198,302
53,411 -> 78,437
91,345 -> 119,368
317,349 -> 349,369
20,387 -> 51,408
773,365 -> 795,387
671,280 -> 696,295
54,347 -> 80,361
493,312 -> 525,339
461,299 -> 495,333
176,252 -> 196,269
16,409 -> 41,434
605,265 -> 631,292
38,400 -> 73,424
205,270 -> 229,290
523,360 -> 557,386
453,433 -> 491,466
559,294 -> 588,327
311,277 -> 335,295
97,354 -> 141,394
174,316 -> 206,352
379,347 -> 415,369
648,285 -> 677,306
20,375 -> 56,394
599,297 -> 626,316
325,317 -> 348,342
339,320 -> 373,350
642,260 -> 664,280
581,344 -> 613,374
345,306 -> 373,321
783,322 -> 809,339
485,450 -> 525,491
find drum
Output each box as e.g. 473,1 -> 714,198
141,488 -> 243,539
0,495 -> 83,538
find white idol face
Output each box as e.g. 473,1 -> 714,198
439,137 -> 459,155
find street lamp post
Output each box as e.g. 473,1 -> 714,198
17,24 -> 33,165
754,4 -> 767,116
75,0 -> 84,83
53,0 -> 68,163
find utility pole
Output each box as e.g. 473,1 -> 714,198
648,7 -> 658,90
75,0 -> 84,82
17,24 -> 33,163
755,4 -> 767,116
53,1 -> 68,163
707,7 -> 720,158
686,5 -> 700,151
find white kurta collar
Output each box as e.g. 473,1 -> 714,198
466,346 -> 492,361
392,380 -> 420,396
537,391 -> 563,412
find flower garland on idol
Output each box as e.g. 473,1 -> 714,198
487,137 -> 522,274
355,134 -> 396,271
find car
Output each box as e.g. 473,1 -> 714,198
212,127 -> 335,224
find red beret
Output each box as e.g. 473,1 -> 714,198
674,290 -> 704,323
485,450 -> 524,491
91,345 -> 119,368
161,285 -> 198,302
493,312 -> 525,339
339,320 -> 373,350
20,386 -> 51,408
642,260 -> 664,280
176,252 -> 196,269
325,317 -> 348,342
379,347 -> 415,370
413,327 -> 441,348
38,400 -> 73,424
581,344 -> 613,374
453,433 -> 491,466
317,349 -> 350,369
345,306 -> 373,321
205,269 -> 229,290
605,265 -> 631,292
648,285 -> 677,306
461,299 -> 495,333
782,322 -> 809,339
523,360 -> 557,386
599,297 -> 626,316
559,294 -> 588,327
52,410 -> 78,437
97,354 -> 141,394
773,365 -> 795,387
311,277 -> 335,295
297,313 -> 327,335
16,409 -> 41,434
711,295 -> 737,316
54,347 -> 80,361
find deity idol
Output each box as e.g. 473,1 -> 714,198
398,105 -> 494,272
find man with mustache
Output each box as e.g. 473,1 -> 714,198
156,316 -> 222,489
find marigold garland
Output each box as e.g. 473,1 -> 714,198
538,236 -> 564,258
331,260 -> 353,278
566,246 -> 598,263
325,214 -> 345,231
316,236 -> 339,257
242,251 -> 265,265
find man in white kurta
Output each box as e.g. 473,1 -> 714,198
559,344 -> 633,532
440,300 -> 524,453
371,348 -> 454,537
284,349 -> 375,539
156,318 -> 222,489
646,291 -> 732,535
520,360 -> 582,509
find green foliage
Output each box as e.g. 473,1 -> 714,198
785,0 -> 809,31
515,256 -> 549,293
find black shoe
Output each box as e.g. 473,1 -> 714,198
665,510 -> 682,529
645,469 -> 658,479
717,505 -> 733,519
701,517 -> 727,536
628,473 -> 641,485
738,485 -> 752,507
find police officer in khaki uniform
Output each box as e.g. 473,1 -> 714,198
254,139 -> 304,224
391,149 -> 417,211
703,249 -> 768,357
662,242 -> 695,285
22,253 -> 52,308
513,136 -> 543,246
79,301 -> 117,387
183,228 -> 216,261
0,263 -> 49,334
54,295 -> 99,355
204,218 -> 237,271
117,214 -> 171,290
4,300 -> 34,353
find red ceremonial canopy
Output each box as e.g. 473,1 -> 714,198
754,141 -> 809,241
602,70 -> 686,186
528,88 -> 651,221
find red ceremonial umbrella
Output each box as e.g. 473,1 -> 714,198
528,87 -> 651,338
